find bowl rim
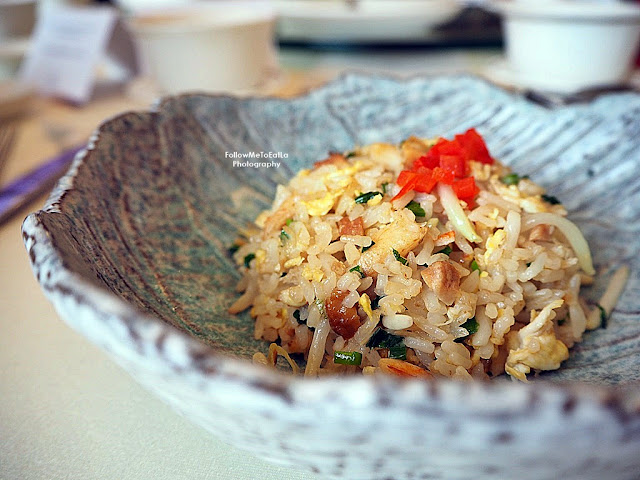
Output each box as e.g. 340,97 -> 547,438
127,1 -> 276,35
488,0 -> 640,22
21,72 -> 640,418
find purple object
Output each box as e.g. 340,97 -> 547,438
0,145 -> 83,225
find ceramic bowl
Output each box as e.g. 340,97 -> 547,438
23,74 -> 640,480
126,1 -> 277,94
489,0 -> 640,93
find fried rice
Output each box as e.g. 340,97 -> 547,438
229,129 -> 613,382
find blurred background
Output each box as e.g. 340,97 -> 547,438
2,0 -> 640,110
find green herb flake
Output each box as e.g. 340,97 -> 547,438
557,318 -> 566,326
285,218 -> 294,226
388,346 -> 407,360
454,317 -> 479,343
392,248 -> 408,265
280,229 -> 290,242
345,151 -> 357,158
243,253 -> 256,268
355,191 -> 383,204
293,309 -> 302,323
361,241 -> 375,253
437,245 -> 453,256
500,173 -> 528,186
314,298 -> 328,320
334,350 -> 363,366
349,265 -> 365,278
366,327 -> 405,349
542,194 -> 561,205
597,303 -> 608,329
382,182 -> 389,194
470,259 -> 480,272
405,200 -> 426,218
370,295 -> 382,310
228,244 -> 240,255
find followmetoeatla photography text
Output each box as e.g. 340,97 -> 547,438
226,151 -> 288,169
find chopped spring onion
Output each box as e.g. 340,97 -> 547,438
293,309 -> 302,323
388,346 -> 407,360
405,200 -> 426,218
455,317 -> 479,343
361,241 -> 375,252
280,229 -> 290,242
596,304 -> 608,329
350,265 -> 365,278
392,248 -> 408,265
285,218 -> 294,226
345,151 -> 356,158
228,243 -> 240,255
541,194 -> 561,205
355,191 -> 383,204
500,173 -> 528,185
382,182 -> 388,194
437,183 -> 482,243
437,245 -> 453,256
521,212 -> 595,275
243,253 -> 255,268
366,327 -> 405,349
334,350 -> 363,365
470,259 -> 480,271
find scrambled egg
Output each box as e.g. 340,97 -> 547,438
505,299 -> 569,381
484,228 -> 506,263
493,179 -> 551,214
301,163 -> 365,216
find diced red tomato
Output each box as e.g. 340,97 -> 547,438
454,128 -> 493,165
439,154 -> 466,178
392,174 -> 419,201
452,176 -> 479,201
397,170 -> 417,187
413,151 -> 439,170
395,128 -> 492,204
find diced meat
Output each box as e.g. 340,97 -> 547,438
338,216 -> 365,236
528,224 -> 554,242
377,358 -> 433,379
325,288 -> 361,340
400,136 -> 433,166
359,211 -> 428,276
421,261 -> 461,305
435,230 -> 455,247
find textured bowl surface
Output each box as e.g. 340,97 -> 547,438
23,73 -> 640,480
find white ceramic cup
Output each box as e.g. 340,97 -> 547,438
127,1 -> 277,95
494,0 -> 640,92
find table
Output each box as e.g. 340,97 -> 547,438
0,46 -> 498,480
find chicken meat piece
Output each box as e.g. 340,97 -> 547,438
421,261 -> 461,305
358,210 -> 428,276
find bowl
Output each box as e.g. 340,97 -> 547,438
489,0 -> 640,93
23,73 -> 640,480
275,0 -> 461,43
126,1 -> 277,94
